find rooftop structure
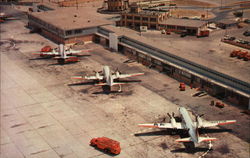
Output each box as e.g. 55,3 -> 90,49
159,18 -> 207,28
106,0 -> 129,12
29,7 -> 113,31
28,7 -> 114,44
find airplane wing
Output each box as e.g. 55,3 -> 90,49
113,73 -> 144,79
201,120 -> 236,128
138,122 -> 184,129
176,137 -> 217,143
32,52 -> 59,55
85,75 -> 104,80
95,82 -> 127,86
71,75 -> 104,80
71,76 -> 84,79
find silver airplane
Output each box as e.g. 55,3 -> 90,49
138,107 -> 236,144
72,66 -> 144,89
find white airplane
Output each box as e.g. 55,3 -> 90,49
72,66 -> 144,90
54,44 -> 79,64
33,45 -> 91,57
138,107 -> 236,144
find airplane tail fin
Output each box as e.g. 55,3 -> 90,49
176,137 -> 192,142
198,137 -> 217,143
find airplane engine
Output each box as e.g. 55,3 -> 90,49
168,113 -> 177,128
196,116 -> 203,128
116,71 -> 120,78
96,72 -> 100,79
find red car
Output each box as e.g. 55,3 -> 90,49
90,137 -> 121,155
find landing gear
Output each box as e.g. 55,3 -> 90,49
102,85 -> 111,93
118,84 -> 122,92
57,58 -> 65,64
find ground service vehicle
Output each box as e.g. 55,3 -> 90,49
90,137 -> 121,155
238,51 -> 248,59
41,46 -> 53,53
197,30 -> 209,37
243,54 -> 250,61
179,83 -> 185,91
230,50 -> 241,57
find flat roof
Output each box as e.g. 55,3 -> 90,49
159,18 -> 207,28
29,7 -> 114,30
100,25 -> 250,83
216,19 -> 238,24
124,10 -> 167,16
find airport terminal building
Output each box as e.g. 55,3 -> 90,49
28,9 -> 250,109
28,8 -> 112,44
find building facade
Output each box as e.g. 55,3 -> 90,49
106,0 -> 129,12
27,13 -> 250,109
117,9 -> 168,30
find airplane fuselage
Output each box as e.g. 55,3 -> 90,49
103,66 -> 113,87
179,107 -> 199,143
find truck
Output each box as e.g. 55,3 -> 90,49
237,50 -> 248,59
41,45 -> 52,53
243,53 -> 250,61
197,30 -> 209,37
90,137 -> 121,155
230,49 -> 241,57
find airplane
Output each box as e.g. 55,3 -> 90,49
53,44 -> 80,64
32,45 -> 91,58
138,107 -> 236,145
71,66 -> 144,91
0,12 -> 19,23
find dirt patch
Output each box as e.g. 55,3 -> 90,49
217,144 -> 230,154
159,142 -> 168,150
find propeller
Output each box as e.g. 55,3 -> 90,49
167,113 -> 172,118
115,68 -> 122,74
94,70 -> 102,74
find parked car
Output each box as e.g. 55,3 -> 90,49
223,35 -> 235,41
90,137 -> 121,155
243,30 -> 250,36
235,39 -> 244,43
244,19 -> 250,23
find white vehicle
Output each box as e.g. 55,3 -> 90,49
138,107 -> 236,145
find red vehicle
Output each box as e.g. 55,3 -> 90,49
230,49 -> 241,57
243,54 -> 250,61
238,51 -> 248,59
179,82 -> 185,91
41,45 -> 53,52
197,30 -> 209,37
90,137 -> 121,155
215,101 -> 225,108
